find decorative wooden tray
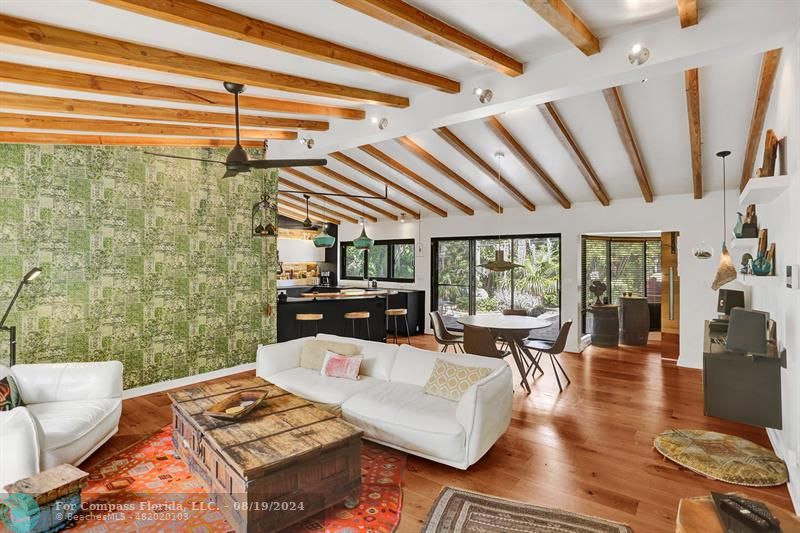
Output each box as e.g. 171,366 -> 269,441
203,390 -> 268,420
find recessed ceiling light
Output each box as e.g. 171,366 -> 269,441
473,87 -> 493,104
628,43 -> 650,65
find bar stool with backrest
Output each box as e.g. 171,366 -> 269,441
295,313 -> 323,338
523,320 -> 573,392
385,308 -> 412,345
429,311 -> 464,353
343,311 -> 371,340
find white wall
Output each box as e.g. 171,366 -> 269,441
277,237 -> 325,263
751,34 -> 800,511
339,188 -> 740,369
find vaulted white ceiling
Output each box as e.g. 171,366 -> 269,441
1,0 -> 797,219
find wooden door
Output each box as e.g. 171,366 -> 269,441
660,231 -> 680,359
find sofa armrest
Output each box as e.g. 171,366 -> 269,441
0,407 -> 42,491
13,361 -> 123,404
256,338 -> 304,379
455,364 -> 513,467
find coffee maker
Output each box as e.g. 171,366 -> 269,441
319,271 -> 332,287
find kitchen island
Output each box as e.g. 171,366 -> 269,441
277,289 -> 393,342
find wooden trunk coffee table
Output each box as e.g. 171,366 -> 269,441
169,375 -> 363,533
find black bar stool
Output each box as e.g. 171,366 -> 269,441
296,313 -> 323,338
344,311 -> 371,340
385,308 -> 412,345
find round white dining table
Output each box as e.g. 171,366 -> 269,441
457,314 -> 550,394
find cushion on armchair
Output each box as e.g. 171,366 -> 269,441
0,365 -> 24,411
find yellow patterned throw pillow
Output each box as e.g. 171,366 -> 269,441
423,359 -> 492,401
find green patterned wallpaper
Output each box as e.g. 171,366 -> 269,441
0,144 -> 277,389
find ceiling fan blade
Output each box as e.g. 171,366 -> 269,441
222,168 -> 240,178
144,151 -> 225,164
247,158 -> 328,169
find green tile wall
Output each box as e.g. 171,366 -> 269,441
0,144 -> 277,389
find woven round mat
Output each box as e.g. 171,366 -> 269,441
654,429 -> 788,487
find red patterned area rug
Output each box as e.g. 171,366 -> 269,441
70,426 -> 405,532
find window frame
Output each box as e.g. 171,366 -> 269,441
340,238 -> 416,283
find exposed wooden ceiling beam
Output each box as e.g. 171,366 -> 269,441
358,144 -> 474,215
334,0 -> 523,77
0,62 -> 365,120
0,113 -> 291,140
312,165 -> 414,220
0,92 -> 319,135
277,197 -> 341,225
740,48 -> 782,192
278,176 -> 378,223
278,192 -> 358,224
282,168 -> 397,221
602,87 -> 654,202
397,136 -> 502,213
329,152 -> 435,218
0,131 -> 265,147
522,0 -> 600,56
0,14 -> 409,108
486,116 -> 571,208
684,68 -> 703,199
98,0 -> 459,94
677,0 -> 698,28
277,207 -> 308,224
433,127 -> 535,211
537,102 -> 609,205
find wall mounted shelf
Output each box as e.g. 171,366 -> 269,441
729,237 -> 758,251
737,273 -> 778,286
739,174 -> 793,205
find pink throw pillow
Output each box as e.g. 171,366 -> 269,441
322,353 -> 362,380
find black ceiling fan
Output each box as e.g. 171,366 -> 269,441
145,82 -> 326,177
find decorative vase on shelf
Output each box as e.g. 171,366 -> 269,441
733,213 -> 744,238
751,252 -> 772,276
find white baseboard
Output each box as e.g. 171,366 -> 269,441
122,362 -> 256,399
767,427 -> 799,513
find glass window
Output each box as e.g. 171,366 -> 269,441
344,245 -> 365,279
393,243 -> 415,280
367,244 -> 388,278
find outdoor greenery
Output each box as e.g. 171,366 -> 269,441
342,240 -> 414,281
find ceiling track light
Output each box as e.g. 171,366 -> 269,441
370,116 -> 389,130
299,137 -> 315,149
628,43 -> 650,66
473,87 -> 493,104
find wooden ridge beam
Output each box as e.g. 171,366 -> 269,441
278,192 -> 358,224
0,62 -> 365,120
329,152 -> 435,218
602,87 -> 654,202
358,145 -> 474,215
99,0 -> 459,94
0,14 -> 409,108
0,113 -> 293,140
684,69 -> 703,199
282,168 -> 397,221
537,102 -> 609,205
311,165 -> 414,220
677,0 -> 698,28
433,127 -> 535,211
334,0 -> 523,77
0,92 -> 317,134
277,196 -> 342,225
487,116 -> 571,208
740,49 -> 782,191
0,131 -> 265,147
522,0 -> 599,56
397,136 -> 502,213
278,176 -> 378,223
277,207 -> 308,224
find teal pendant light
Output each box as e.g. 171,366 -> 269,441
313,224 -> 336,249
353,218 -> 374,250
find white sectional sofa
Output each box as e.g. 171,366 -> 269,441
0,362 -> 123,490
256,334 -> 512,470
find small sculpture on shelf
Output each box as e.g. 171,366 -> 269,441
740,204 -> 759,238
733,212 -> 744,239
752,229 -> 774,276
589,279 -> 607,305
741,253 -> 754,275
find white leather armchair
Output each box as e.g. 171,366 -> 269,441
0,361 -> 123,491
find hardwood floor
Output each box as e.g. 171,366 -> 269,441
85,334 -> 794,532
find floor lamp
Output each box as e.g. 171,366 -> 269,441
0,267 -> 41,367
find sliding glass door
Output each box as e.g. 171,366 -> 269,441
432,234 -> 561,341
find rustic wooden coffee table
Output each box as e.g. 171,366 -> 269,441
169,375 -> 362,533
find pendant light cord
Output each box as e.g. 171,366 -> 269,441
722,155 -> 726,242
